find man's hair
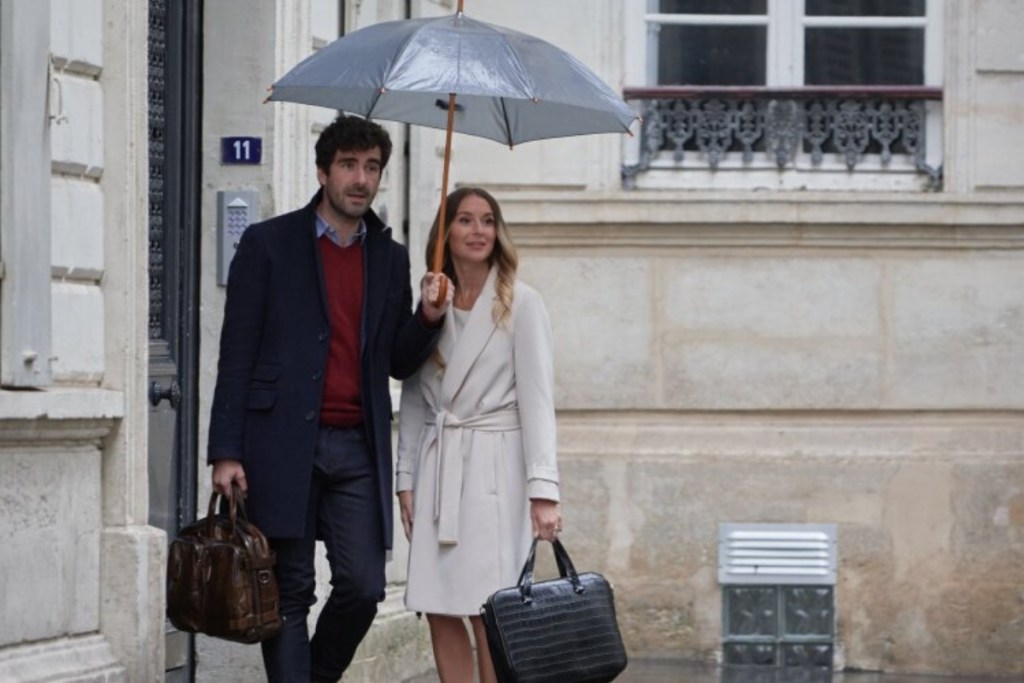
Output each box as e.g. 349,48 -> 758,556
315,115 -> 393,171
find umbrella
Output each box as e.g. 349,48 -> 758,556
268,1 -> 638,297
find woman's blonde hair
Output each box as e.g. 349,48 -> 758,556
425,186 -> 518,326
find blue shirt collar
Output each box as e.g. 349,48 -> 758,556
316,212 -> 366,247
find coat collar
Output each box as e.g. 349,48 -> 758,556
360,206 -> 392,354
440,265 -> 500,403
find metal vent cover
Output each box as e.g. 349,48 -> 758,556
718,523 -> 837,585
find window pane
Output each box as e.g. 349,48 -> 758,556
805,28 -> 924,85
659,0 -> 766,13
657,26 -> 766,85
805,0 -> 925,17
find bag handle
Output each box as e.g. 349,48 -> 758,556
204,482 -> 247,537
516,538 -> 584,604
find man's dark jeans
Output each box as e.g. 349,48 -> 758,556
261,426 -> 385,683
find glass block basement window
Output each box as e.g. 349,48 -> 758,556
719,524 -> 837,669
723,585 -> 835,667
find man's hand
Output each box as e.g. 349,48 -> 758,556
212,459 -> 247,498
420,272 -> 453,323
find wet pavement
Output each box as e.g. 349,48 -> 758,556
403,659 -> 1022,682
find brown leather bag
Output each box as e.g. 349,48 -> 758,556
166,485 -> 281,643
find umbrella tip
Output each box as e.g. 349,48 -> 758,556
625,114 -> 642,136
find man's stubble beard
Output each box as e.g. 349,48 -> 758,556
327,188 -> 374,222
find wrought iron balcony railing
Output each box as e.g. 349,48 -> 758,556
621,86 -> 943,191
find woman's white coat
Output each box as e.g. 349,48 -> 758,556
396,266 -> 559,615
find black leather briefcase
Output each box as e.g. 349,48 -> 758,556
481,538 -> 628,683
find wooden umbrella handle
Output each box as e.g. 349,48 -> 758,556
431,92 -> 458,307
430,2 -> 464,307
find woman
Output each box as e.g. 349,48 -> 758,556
396,187 -> 562,683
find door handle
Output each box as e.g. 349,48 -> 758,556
149,379 -> 182,409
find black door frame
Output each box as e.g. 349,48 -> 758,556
148,0 -> 202,539
148,0 -> 202,678
167,0 -> 203,537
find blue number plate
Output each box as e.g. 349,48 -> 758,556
221,137 -> 262,165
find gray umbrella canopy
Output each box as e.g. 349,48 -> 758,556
268,12 -> 637,146
270,9 -> 636,285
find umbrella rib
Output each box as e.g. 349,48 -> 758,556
501,33 -> 538,101
367,22 -> 429,118
365,86 -> 386,120
499,97 -> 513,148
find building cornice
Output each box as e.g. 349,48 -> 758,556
496,191 -> 1024,249
0,387 -> 123,444
555,410 -> 1024,461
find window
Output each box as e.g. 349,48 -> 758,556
648,0 -> 937,88
622,0 -> 944,190
722,585 -> 835,668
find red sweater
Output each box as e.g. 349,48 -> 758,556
318,237 -> 364,427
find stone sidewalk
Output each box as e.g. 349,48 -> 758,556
403,659 -> 1022,682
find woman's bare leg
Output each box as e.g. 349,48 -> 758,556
427,614 -> 474,683
469,616 -> 497,683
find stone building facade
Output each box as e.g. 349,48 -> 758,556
0,1 -> 1021,681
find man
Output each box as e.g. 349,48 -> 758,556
208,114 -> 450,682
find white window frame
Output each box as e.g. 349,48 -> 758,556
623,0 -> 945,191
0,0 -> 53,386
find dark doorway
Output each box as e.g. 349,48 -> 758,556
147,0 -> 202,680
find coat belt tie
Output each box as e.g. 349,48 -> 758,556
425,407 -> 520,544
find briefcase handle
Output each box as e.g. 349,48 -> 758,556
516,538 -> 584,604
204,482 -> 249,538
